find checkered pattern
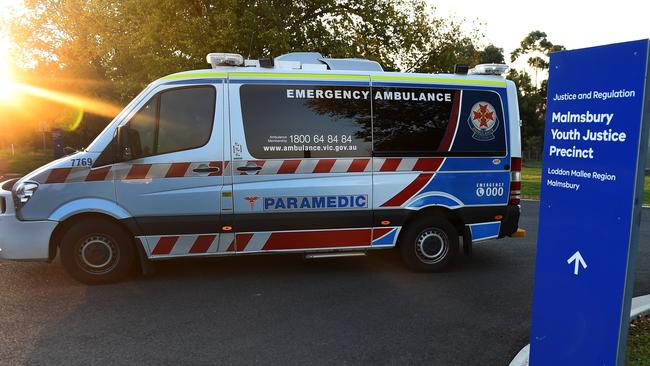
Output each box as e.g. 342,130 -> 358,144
142,228 -> 399,258
35,157 -> 445,184
35,161 -> 229,184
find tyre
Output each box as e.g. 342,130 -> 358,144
59,218 -> 135,284
399,216 -> 459,272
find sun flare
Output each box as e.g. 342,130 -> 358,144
0,36 -> 16,103
0,66 -> 15,102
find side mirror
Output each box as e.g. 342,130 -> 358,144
116,125 -> 132,162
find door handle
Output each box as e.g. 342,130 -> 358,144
237,166 -> 262,172
193,167 -> 220,173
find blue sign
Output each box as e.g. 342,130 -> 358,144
530,40 -> 650,365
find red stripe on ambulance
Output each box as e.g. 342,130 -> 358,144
277,160 -> 301,174
235,233 -> 254,251
313,159 -> 336,173
125,164 -> 152,179
380,158 -> 402,172
189,234 -> 217,254
381,173 -> 434,207
45,168 -> 72,184
412,158 -> 443,172
262,229 -> 371,250
347,158 -> 369,172
85,166 -> 111,181
372,228 -> 393,240
438,90 -> 461,151
165,162 -> 191,178
152,236 -> 178,255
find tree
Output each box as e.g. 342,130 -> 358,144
511,30 -> 565,86
507,68 -> 545,158
7,0 -> 488,148
479,44 -> 505,64
508,30 -> 564,159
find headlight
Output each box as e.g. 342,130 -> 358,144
14,181 -> 39,207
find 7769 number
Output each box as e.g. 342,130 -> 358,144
70,158 -> 93,167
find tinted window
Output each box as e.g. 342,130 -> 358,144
240,84 -> 372,159
126,86 -> 215,159
372,87 -> 507,156
158,87 -> 215,155
128,98 -> 157,158
372,87 -> 457,154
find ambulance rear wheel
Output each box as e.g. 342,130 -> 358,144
399,217 -> 458,272
60,218 -> 135,285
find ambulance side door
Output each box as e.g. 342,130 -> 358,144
113,82 -> 229,257
228,77 -> 374,253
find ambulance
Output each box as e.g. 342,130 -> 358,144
0,52 -> 523,284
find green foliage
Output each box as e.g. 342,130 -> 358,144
507,68 -> 546,157
8,0 -> 490,150
508,30 -> 565,158
510,30 -> 565,67
13,0 -> 486,98
405,23 -> 495,73
0,148 -> 53,175
479,44 -> 505,64
627,315 -> 650,365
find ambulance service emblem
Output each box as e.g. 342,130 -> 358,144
468,102 -> 499,141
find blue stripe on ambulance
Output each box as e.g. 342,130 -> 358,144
468,222 -> 501,241
372,228 -> 399,246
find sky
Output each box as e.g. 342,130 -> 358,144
430,0 -> 650,61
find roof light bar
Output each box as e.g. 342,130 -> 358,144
206,53 -> 244,68
469,63 -> 509,76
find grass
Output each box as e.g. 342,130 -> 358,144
522,160 -> 542,200
0,148 -> 54,176
628,315 -> 650,365
522,160 -> 650,205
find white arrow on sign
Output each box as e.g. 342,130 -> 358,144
567,251 -> 587,275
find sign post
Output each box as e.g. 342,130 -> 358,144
530,40 -> 650,365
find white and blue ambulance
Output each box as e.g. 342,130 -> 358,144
0,52 -> 524,284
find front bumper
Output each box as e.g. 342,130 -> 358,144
0,185 -> 56,261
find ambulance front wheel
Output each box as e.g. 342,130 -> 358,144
59,218 -> 136,285
399,217 -> 458,272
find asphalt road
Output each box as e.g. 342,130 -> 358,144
1,200 -> 649,365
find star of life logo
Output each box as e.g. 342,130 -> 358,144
244,196 -> 260,209
468,102 -> 499,141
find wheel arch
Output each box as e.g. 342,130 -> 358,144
49,212 -> 138,262
395,206 -> 464,248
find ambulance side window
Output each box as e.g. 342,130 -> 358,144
240,84 -> 372,159
157,87 -> 215,155
372,87 -> 507,156
125,86 -> 215,160
128,98 -> 157,158
372,86 -> 456,155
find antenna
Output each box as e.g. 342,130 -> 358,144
247,32 -> 255,60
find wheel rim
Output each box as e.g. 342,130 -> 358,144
76,234 -> 120,275
414,228 -> 449,264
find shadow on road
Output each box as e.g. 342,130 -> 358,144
13,243 -> 534,365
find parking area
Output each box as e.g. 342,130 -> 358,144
1,200 -> 649,365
